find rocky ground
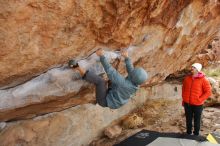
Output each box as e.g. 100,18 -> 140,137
91,98 -> 220,146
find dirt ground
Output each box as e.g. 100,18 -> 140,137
91,98 -> 220,146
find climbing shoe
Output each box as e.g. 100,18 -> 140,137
68,59 -> 79,68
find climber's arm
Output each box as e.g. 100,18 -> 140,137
121,49 -> 134,74
97,49 -> 126,84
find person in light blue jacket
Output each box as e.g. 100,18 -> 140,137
68,48 -> 148,109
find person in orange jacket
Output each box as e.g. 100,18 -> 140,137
182,63 -> 211,136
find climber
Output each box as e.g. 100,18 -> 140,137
182,63 -> 212,136
68,48 -> 148,109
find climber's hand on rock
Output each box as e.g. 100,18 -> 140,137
96,48 -> 104,56
121,49 -> 129,58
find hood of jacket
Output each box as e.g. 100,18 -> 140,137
192,72 -> 205,79
128,67 -> 148,85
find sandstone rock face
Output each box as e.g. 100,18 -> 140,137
197,36 -> 220,66
0,0 -> 220,120
211,37 -> 220,61
0,83 -> 181,146
0,87 -> 148,146
206,77 -> 220,106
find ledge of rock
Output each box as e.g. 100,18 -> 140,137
0,0 -> 220,121
0,83 -> 182,146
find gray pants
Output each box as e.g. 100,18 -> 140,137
83,71 -> 108,107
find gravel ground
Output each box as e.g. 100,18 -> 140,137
90,98 -> 220,146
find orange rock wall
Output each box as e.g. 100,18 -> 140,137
1,0 -> 219,88
0,0 -> 220,121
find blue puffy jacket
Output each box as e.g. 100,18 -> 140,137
100,56 -> 148,109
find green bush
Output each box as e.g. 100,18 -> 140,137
203,68 -> 220,77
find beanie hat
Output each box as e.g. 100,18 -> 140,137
129,68 -> 148,85
192,63 -> 202,72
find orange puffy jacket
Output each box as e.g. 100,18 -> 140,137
182,72 -> 211,106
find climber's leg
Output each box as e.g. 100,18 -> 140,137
83,70 -> 108,107
68,59 -> 108,107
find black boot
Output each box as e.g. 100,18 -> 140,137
68,59 -> 79,68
